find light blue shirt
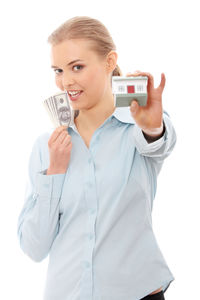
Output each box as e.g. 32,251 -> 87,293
17,106 -> 176,300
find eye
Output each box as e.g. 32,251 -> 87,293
73,65 -> 83,71
54,69 -> 62,74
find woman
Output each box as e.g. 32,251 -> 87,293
17,16 -> 176,300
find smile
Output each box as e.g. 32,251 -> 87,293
67,90 -> 83,101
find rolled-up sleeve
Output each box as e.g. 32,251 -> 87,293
17,136 -> 66,262
132,111 -> 177,174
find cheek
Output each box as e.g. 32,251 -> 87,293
86,67 -> 106,91
55,77 -> 64,91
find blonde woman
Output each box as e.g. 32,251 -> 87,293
17,16 -> 176,300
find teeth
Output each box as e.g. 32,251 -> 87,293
68,91 -> 81,95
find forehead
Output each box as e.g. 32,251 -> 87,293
50,39 -> 101,64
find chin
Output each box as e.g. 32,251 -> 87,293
71,101 -> 91,110
70,102 -> 83,111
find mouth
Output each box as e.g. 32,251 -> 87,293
67,90 -> 83,101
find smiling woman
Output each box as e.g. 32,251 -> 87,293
17,16 -> 176,300
49,38 -> 118,126
48,16 -> 122,75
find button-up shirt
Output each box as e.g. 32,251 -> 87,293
17,106 -> 177,300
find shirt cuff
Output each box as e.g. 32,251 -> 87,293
142,121 -> 165,143
132,119 -> 168,155
35,169 -> 66,198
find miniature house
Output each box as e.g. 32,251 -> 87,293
112,76 -> 148,107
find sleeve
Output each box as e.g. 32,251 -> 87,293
132,111 -> 177,175
17,136 -> 66,262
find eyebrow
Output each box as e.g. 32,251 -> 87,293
51,59 -> 83,68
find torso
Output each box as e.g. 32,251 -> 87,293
74,116 -> 163,296
76,127 -> 93,149
74,118 -> 95,149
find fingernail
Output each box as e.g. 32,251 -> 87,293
131,102 -> 136,109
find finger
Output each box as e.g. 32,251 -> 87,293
126,70 -> 141,77
56,131 -> 69,144
129,71 -> 154,89
49,126 -> 67,144
50,128 -> 67,144
126,72 -> 132,76
63,141 -> 73,152
157,73 -> 166,92
130,99 -> 139,116
62,136 -> 72,146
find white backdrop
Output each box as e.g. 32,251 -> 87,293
0,0 -> 199,299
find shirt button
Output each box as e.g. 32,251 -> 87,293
85,261 -> 90,268
88,233 -> 94,240
90,209 -> 96,215
43,183 -> 49,188
33,193 -> 38,200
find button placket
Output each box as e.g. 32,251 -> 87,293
80,151 -> 98,300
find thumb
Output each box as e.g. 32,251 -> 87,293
130,100 -> 139,116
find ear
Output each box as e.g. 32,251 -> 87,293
106,51 -> 118,74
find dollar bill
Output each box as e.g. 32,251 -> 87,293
43,92 -> 73,128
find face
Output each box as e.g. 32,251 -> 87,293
50,39 -> 117,110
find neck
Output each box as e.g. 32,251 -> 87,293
74,89 -> 116,131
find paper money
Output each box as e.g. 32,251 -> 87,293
43,92 -> 73,128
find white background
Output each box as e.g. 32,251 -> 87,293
0,0 -> 199,299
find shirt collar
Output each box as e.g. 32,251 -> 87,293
112,106 -> 135,124
69,106 -> 135,128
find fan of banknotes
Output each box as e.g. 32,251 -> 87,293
43,92 -> 77,128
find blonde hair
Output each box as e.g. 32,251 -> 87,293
47,16 -> 122,77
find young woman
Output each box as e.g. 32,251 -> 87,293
17,16 -> 176,300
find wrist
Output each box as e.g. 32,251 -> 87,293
142,122 -> 164,137
142,122 -> 165,143
46,167 -> 66,175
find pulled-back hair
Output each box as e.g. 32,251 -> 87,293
47,16 -> 122,77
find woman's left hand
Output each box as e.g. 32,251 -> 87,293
127,71 -> 165,135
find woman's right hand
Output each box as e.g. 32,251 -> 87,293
46,125 -> 72,175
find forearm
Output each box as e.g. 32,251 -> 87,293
132,112 -> 177,159
17,170 -> 65,262
142,122 -> 165,143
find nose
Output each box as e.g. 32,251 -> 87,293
62,72 -> 75,90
